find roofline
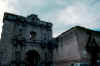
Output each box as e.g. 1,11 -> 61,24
4,12 -> 24,17
56,26 -> 100,39
3,12 -> 53,28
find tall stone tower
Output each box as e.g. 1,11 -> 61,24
0,12 -> 53,66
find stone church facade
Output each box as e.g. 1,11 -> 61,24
0,12 -> 55,66
0,12 -> 100,66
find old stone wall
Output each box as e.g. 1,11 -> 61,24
54,26 -> 100,66
0,12 -> 53,66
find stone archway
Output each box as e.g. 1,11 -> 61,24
25,50 -> 40,66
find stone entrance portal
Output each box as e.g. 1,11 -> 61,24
25,50 -> 40,66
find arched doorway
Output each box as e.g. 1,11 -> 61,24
25,50 -> 40,66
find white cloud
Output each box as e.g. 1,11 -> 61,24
6,0 -> 47,16
21,0 -> 45,7
56,2 -> 100,30
0,0 -> 7,20
0,0 -> 8,38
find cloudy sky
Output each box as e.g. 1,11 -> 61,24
0,0 -> 100,37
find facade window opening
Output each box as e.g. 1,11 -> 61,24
30,31 -> 36,40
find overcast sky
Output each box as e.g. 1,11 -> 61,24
0,0 -> 100,37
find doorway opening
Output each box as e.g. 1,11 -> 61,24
25,50 -> 40,66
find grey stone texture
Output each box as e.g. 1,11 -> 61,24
54,26 -> 100,66
1,12 -> 100,66
0,12 -> 53,66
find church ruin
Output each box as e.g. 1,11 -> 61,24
0,12 -> 100,66
0,12 -> 55,66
